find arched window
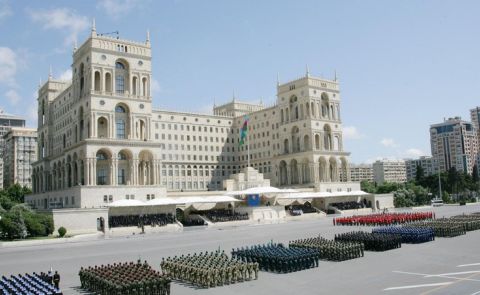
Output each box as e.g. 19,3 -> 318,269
116,74 -> 125,94
118,151 -> 127,160
79,63 -> 85,96
94,71 -> 101,91
142,77 -> 148,97
115,61 -> 128,95
115,105 -> 128,139
96,151 -> 108,160
115,105 -> 126,113
105,73 -> 112,92
132,76 -> 138,95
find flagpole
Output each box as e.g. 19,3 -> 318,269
247,120 -> 250,167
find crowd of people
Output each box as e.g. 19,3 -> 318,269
330,201 -> 365,211
79,260 -> 171,295
0,272 -> 62,295
333,212 -> 434,226
197,209 -> 249,223
372,227 -> 435,244
289,236 -> 364,261
231,243 -> 320,273
335,232 -> 403,251
160,250 -> 257,288
108,213 -> 176,228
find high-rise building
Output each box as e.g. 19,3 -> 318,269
430,117 -> 478,174
27,24 -> 356,211
405,156 -> 436,181
3,127 -> 37,188
349,164 -> 373,182
372,159 -> 406,184
471,107 -> 480,142
0,109 -> 26,190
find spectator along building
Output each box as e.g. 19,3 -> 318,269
372,159 -> 407,184
430,117 -> 478,174
26,23 -> 362,232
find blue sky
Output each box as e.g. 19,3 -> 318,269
0,0 -> 478,164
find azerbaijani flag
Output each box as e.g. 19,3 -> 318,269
239,115 -> 249,146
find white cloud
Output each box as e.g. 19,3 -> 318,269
28,8 -> 89,46
343,126 -> 365,140
97,0 -> 142,19
404,148 -> 426,159
0,0 -> 12,21
5,89 -> 21,105
0,47 -> 17,86
151,78 -> 161,94
380,138 -> 397,148
58,68 -> 72,81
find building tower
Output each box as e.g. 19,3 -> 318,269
31,23 -> 165,210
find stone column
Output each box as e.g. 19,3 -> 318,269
286,165 -> 291,185
92,159 -> 97,185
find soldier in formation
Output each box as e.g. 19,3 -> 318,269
79,260 -> 171,295
231,243 -> 320,273
334,212 -> 434,226
289,236 -> 364,261
160,250 -> 258,288
372,226 -> 435,243
408,220 -> 466,237
335,231 -> 402,251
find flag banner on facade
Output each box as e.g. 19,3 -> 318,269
239,115 -> 249,146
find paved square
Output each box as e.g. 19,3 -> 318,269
2,205 -> 480,295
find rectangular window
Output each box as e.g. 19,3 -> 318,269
116,75 -> 125,94
116,120 -> 126,139
97,169 -> 107,185
118,169 -> 126,185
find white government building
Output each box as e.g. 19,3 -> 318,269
26,24 -> 386,234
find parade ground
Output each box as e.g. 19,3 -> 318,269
2,205 -> 480,295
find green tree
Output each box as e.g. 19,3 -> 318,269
415,165 -> 425,183
376,182 -> 400,194
360,181 -> 376,193
0,210 -> 27,240
6,184 -> 31,204
393,189 -> 415,208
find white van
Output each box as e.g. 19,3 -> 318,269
431,199 -> 444,207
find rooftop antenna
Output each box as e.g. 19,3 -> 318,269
73,37 -> 78,52
334,69 -> 338,81
91,18 -> 96,37
305,64 -> 310,77
98,31 -> 120,38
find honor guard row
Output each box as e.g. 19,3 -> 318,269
1,272 -> 62,295
372,227 -> 435,244
335,232 -> 402,251
160,250 -> 258,288
231,243 -> 320,273
289,236 -> 364,261
334,212 -> 434,226
79,260 -> 171,295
